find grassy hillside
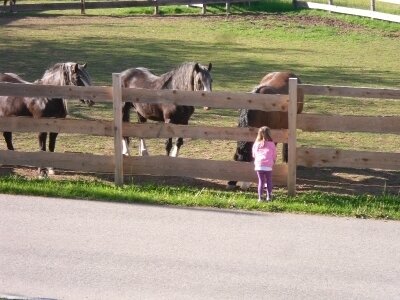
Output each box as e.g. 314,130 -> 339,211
0,5 -> 399,217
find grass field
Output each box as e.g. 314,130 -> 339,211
5,0 -> 400,15
0,2 -> 399,218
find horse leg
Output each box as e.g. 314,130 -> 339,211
282,143 -> 288,163
170,137 -> 183,157
227,141 -> 254,190
3,132 -> 14,150
38,132 -> 49,178
38,132 -> 47,151
139,139 -> 149,156
122,102 -> 132,156
122,138 -> 131,156
46,132 -> 58,175
165,138 -> 173,156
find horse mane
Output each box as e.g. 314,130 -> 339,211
40,63 -> 67,85
161,62 -> 198,90
38,62 -> 73,114
40,62 -> 92,86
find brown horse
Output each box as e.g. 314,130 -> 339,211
227,71 -> 304,189
121,62 -> 213,157
0,62 -> 93,177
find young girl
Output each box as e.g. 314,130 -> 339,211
252,126 -> 277,202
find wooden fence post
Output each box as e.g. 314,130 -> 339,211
226,0 -> 231,14
112,73 -> 124,186
370,0 -> 376,11
202,3 -> 207,14
154,0 -> 159,15
288,78 -> 298,196
80,0 -> 85,14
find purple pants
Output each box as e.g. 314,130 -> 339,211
256,170 -> 273,199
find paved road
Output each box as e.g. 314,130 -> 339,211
1,194 -> 399,299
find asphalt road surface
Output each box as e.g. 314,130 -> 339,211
1,194 -> 399,299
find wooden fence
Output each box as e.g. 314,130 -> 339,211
0,0 -> 256,14
0,77 -> 399,196
0,76 -> 292,192
293,82 -> 400,187
295,0 -> 400,23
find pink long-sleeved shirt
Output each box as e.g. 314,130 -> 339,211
252,141 -> 277,170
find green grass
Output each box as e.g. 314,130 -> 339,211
11,0 -> 400,15
0,175 -> 399,220
3,10 -> 399,155
0,4 -> 399,217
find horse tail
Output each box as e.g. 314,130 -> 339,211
122,102 -> 133,123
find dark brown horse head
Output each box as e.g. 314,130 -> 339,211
256,71 -> 304,114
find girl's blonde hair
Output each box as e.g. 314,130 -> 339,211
256,126 -> 273,142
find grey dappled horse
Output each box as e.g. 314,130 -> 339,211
121,62 -> 213,157
0,62 -> 93,177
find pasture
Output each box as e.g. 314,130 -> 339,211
0,4 -> 400,218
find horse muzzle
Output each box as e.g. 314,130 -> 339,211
80,99 -> 95,107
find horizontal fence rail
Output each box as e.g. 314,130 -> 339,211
123,88 -> 289,111
124,156 -> 288,185
0,117 -> 288,142
0,150 -> 115,174
296,1 -> 400,23
0,150 -> 288,186
298,114 -> 400,134
0,83 -> 112,102
299,84 -> 400,99
0,0 -> 257,12
0,83 -> 289,111
0,117 -> 114,136
297,148 -> 400,170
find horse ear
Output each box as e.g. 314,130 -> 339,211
81,63 -> 87,69
250,86 -> 260,93
194,63 -> 201,73
208,63 -> 212,72
73,63 -> 79,73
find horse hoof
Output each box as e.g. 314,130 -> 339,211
140,150 -> 149,156
38,168 -> 49,179
226,184 -> 237,191
238,182 -> 252,190
203,107 -> 210,110
47,167 -> 55,175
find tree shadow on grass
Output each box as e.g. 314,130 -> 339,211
297,166 -> 400,196
1,29 -> 399,88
